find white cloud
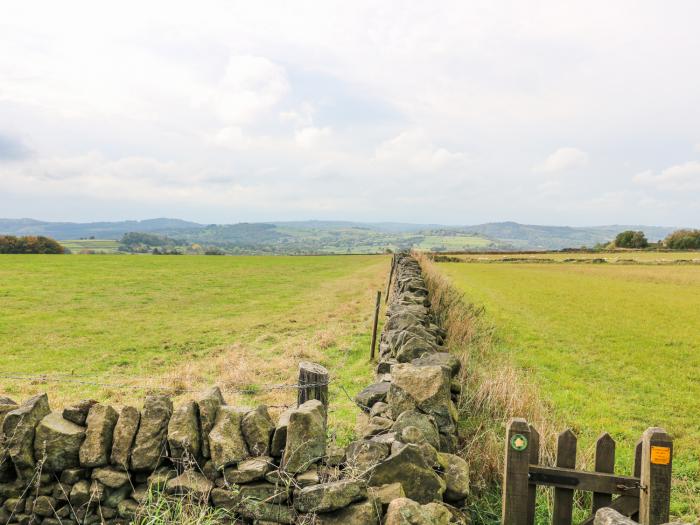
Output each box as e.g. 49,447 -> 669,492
210,127 -> 252,150
295,126 -> 332,149
534,147 -> 589,174
695,143 -> 700,153
634,162 -> 700,191
203,55 -> 289,125
375,129 -> 467,172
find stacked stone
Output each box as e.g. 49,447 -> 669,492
349,254 -> 469,524
0,388 -> 344,524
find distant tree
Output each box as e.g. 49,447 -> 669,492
664,229 -> 700,249
614,230 -> 648,249
0,235 -> 65,254
121,231 -> 171,247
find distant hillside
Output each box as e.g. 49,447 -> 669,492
0,218 -> 201,239
0,218 -> 685,253
462,222 -> 679,250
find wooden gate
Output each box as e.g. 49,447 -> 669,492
502,418 -> 673,525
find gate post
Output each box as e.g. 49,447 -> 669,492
297,361 -> 329,409
639,427 -> 673,525
502,418 -> 531,525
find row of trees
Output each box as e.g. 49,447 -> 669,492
613,229 -> 700,249
0,235 -> 65,254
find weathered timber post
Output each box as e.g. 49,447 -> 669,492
526,425 -> 540,525
297,361 -> 329,409
370,290 -> 381,361
553,429 -> 577,525
592,432 -> 616,514
502,418 -> 531,525
639,427 -> 673,525
632,439 -> 643,521
385,254 -> 395,304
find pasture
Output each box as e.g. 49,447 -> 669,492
450,250 -> 700,263
60,238 -> 121,253
438,260 -> 700,519
0,254 -> 388,439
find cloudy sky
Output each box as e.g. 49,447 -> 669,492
1,1 -> 699,226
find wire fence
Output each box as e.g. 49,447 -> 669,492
0,373 -> 332,396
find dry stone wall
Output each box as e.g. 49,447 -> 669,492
0,254 -> 468,524
351,253 -> 468,524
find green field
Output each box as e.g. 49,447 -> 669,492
60,239 -> 121,253
0,254 -> 388,439
451,250 -> 700,263
439,261 -> 700,518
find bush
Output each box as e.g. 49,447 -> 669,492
0,235 -> 65,254
614,230 -> 648,249
664,229 -> 700,250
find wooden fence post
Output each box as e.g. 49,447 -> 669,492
502,418 -> 531,525
552,429 -> 577,525
370,290 -> 381,361
297,361 -> 329,409
592,432 -> 616,514
639,427 -> 673,525
385,254 -> 395,304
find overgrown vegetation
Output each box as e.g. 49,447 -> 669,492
0,235 -> 64,254
134,488 -> 234,525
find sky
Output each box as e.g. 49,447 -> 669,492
1,1 -> 699,226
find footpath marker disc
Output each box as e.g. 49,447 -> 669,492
510,433 -> 528,451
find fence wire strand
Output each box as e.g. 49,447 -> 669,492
0,373 -> 331,396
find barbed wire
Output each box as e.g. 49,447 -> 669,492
0,373 -> 331,396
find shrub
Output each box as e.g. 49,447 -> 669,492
664,229 -> 700,250
0,235 -> 65,254
614,230 -> 648,248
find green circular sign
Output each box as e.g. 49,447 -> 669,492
510,434 -> 528,451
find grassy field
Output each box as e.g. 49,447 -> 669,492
0,254 -> 389,440
60,239 -> 121,253
438,261 -> 700,519
450,250 -> 700,263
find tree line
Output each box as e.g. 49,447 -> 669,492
614,229 -> 700,249
0,235 -> 65,254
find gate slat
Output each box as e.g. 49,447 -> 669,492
527,425 -> 540,525
592,433 -> 616,514
631,438 -> 642,521
552,429 -> 577,525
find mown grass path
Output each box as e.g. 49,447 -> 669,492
439,262 -> 700,518
0,254 -> 389,440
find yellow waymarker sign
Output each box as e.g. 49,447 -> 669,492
650,446 -> 671,465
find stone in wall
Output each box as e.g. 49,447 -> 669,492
110,405 -> 140,468
196,386 -> 224,459
130,394 -> 173,471
2,393 -> 50,479
167,400 -> 201,464
80,403 -> 119,468
34,412 -> 85,472
281,399 -> 326,474
241,405 -> 275,456
208,405 -> 248,470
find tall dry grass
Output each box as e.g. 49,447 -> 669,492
415,252 -> 561,490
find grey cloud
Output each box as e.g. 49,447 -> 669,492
0,133 -> 32,161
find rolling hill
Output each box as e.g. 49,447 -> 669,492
0,218 -> 685,253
